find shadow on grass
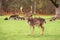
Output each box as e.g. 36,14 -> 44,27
27,34 -> 60,38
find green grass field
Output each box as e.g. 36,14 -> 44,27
0,16 -> 60,40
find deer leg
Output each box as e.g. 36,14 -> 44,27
30,25 -> 34,35
40,24 -> 44,35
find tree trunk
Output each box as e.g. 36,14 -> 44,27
55,5 -> 60,19
50,0 -> 60,19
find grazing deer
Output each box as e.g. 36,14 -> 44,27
9,15 -> 25,20
50,17 -> 56,21
9,15 -> 19,20
4,17 -> 8,20
18,17 -> 25,20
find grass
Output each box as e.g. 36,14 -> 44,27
0,15 -> 60,40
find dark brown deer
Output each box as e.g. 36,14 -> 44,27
9,15 -> 19,20
4,17 -> 8,20
50,17 -> 56,21
9,15 -> 25,20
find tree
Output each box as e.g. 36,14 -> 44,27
50,0 -> 60,19
0,0 -> 55,15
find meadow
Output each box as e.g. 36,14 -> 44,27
0,15 -> 60,40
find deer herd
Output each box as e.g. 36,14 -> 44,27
4,11 -> 56,35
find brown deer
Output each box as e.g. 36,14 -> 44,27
25,12 -> 46,35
